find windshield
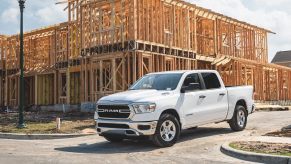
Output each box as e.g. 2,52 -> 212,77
130,73 -> 183,91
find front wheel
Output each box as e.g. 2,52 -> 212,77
229,105 -> 248,131
151,114 -> 181,147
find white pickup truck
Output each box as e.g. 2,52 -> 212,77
94,70 -> 255,147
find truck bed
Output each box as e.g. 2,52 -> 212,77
226,85 -> 254,118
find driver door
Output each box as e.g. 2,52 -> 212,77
179,73 -> 205,128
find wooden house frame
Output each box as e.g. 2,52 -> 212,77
1,0 -> 291,109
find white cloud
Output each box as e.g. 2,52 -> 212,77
1,8 -> 19,23
187,0 -> 291,61
0,0 -> 67,31
6,0 -> 18,7
35,4 -> 67,24
252,0 -> 290,7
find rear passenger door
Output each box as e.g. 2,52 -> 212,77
198,73 -> 228,123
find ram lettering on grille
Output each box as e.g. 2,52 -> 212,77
97,105 -> 131,118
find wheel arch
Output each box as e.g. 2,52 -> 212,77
160,109 -> 181,127
236,99 -> 248,115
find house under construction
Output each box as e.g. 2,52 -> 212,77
0,0 -> 291,111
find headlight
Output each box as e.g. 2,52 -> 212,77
94,111 -> 99,119
132,103 -> 156,114
95,104 -> 99,119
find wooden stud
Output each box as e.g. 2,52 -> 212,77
1,0 -> 291,108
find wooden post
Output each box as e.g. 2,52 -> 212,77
66,69 -> 70,104
99,60 -> 103,98
54,71 -> 57,104
35,75 -> 38,105
56,117 -> 61,130
112,58 -> 117,92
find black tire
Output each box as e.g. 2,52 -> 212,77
103,135 -> 124,143
229,105 -> 248,131
151,114 -> 181,147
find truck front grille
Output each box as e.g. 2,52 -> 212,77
97,104 -> 131,119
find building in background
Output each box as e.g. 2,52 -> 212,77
1,0 -> 291,112
272,51 -> 291,68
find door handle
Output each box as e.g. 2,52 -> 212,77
219,93 -> 226,96
199,95 -> 206,99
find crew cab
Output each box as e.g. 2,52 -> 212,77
94,70 -> 255,147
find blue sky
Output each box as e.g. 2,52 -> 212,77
0,0 -> 66,34
0,0 -> 290,61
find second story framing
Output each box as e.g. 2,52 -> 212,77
67,0 -> 272,63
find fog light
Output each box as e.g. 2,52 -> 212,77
125,130 -> 135,135
138,125 -> 151,130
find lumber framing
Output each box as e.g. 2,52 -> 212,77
0,0 -> 290,109
0,35 -> 7,106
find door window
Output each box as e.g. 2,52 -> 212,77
201,73 -> 221,89
182,73 -> 202,90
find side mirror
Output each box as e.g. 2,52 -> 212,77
181,83 -> 200,93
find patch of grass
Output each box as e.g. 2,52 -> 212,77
56,120 -> 95,134
0,122 -> 56,134
230,141 -> 291,157
0,112 -> 95,134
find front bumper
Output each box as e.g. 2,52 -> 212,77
95,118 -> 158,136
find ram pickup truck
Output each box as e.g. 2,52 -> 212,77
94,70 -> 255,147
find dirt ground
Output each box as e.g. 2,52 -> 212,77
265,125 -> 291,137
230,141 -> 291,157
255,104 -> 290,112
0,111 -> 95,134
0,111 -> 290,164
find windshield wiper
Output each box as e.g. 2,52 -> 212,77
141,88 -> 157,90
129,88 -> 157,90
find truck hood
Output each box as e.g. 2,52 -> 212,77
98,90 -> 172,103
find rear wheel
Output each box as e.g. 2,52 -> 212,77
103,135 -> 124,143
151,114 -> 180,147
229,105 -> 248,131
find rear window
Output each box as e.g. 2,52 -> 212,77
201,73 -> 221,89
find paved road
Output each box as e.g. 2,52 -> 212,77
0,111 -> 290,164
